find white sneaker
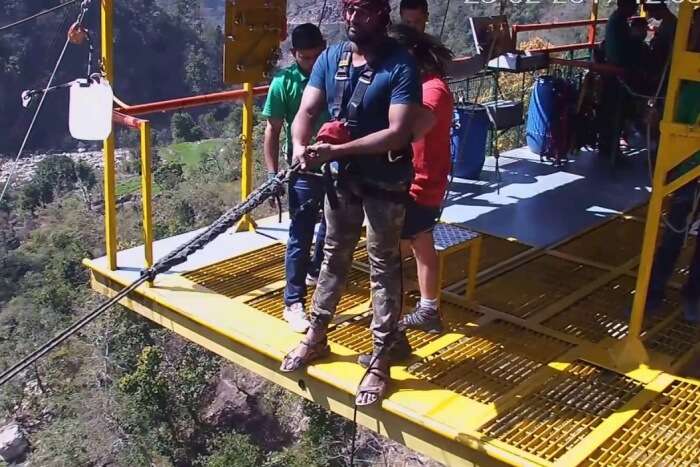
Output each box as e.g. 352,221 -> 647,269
305,274 -> 318,286
283,302 -> 310,333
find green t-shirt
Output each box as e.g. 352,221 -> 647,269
261,62 -> 328,164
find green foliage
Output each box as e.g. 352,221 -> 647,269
30,416 -> 92,466
172,112 -> 205,143
198,432 -> 264,467
154,161 -> 185,190
119,347 -> 170,417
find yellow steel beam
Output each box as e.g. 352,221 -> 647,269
236,82 -> 258,232
618,2 -> 699,371
466,236 -> 482,303
101,0 -> 117,270
139,120 -> 154,272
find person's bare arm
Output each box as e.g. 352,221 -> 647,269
263,118 -> 283,174
412,105 -> 437,142
291,86 -> 325,166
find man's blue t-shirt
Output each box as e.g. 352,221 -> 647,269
307,40 -> 421,189
308,41 -> 421,140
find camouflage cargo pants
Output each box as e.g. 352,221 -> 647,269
310,187 -> 405,351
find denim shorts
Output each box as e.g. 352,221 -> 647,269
401,199 -> 440,240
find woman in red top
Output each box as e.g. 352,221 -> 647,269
388,25 -> 454,334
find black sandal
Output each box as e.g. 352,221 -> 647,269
355,366 -> 389,407
280,336 -> 330,373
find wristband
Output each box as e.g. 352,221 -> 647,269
267,171 -> 276,181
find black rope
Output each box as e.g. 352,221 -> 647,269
317,0 -> 329,28
0,0 -> 81,33
0,166 -> 294,388
349,256 -> 406,466
0,275 -> 148,387
438,0 -> 452,40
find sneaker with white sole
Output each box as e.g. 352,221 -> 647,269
305,274 -> 318,286
283,302 -> 310,333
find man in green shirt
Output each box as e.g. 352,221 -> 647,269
262,23 -> 327,333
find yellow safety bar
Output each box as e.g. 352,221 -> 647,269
236,82 -> 257,232
101,0 -> 117,270
139,120 -> 154,271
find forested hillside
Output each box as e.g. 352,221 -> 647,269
0,1 -> 618,465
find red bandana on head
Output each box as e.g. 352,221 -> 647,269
341,0 -> 391,28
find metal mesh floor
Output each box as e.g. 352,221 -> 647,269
407,320 -> 573,404
585,380 -> 700,466
184,243 -> 286,298
556,217 -> 646,267
326,298 -> 481,355
477,255 -> 604,319
480,361 -> 643,462
246,268 -> 370,320
542,276 -> 673,343
141,209 -> 700,467
646,316 -> 700,362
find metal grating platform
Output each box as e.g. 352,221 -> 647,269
477,255 -> 604,319
85,199 -> 700,467
352,243 -> 369,265
246,268 -> 370,320
480,361 -> 643,462
184,243 -> 286,298
542,276 -> 673,343
646,316 -> 700,361
585,380 -> 700,466
327,298 -> 481,354
407,320 -> 574,404
445,235 -> 533,294
556,217 -> 646,268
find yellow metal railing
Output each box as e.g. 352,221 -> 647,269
139,120 -> 154,269
614,2 -> 700,369
100,0 -> 263,271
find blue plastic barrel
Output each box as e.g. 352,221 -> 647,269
451,104 -> 489,179
526,75 -> 556,155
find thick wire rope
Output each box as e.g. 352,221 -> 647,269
0,0 -> 80,33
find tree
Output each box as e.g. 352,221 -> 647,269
154,161 -> 185,189
20,181 -> 45,212
197,432 -> 263,467
171,112 -> 204,143
75,161 -> 96,210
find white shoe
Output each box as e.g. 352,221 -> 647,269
305,274 -> 318,286
283,302 -> 310,333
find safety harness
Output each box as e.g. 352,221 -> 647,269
326,41 -> 413,204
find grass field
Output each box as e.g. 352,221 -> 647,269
162,139 -> 228,168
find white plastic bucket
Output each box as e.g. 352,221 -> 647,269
69,78 -> 113,141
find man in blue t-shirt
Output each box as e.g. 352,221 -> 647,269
279,0 -> 421,408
